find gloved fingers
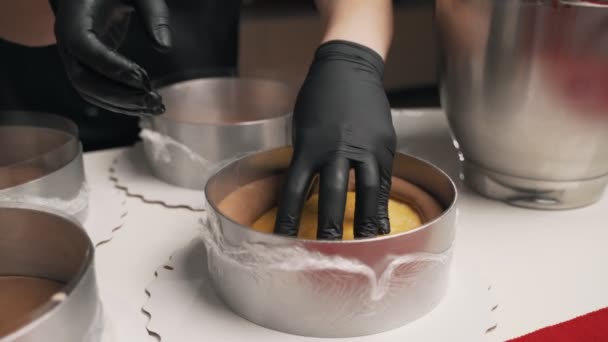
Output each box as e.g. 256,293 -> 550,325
66,30 -> 151,91
317,157 -> 350,240
133,0 -> 172,52
353,157 -> 381,238
67,58 -> 165,116
274,157 -> 315,237
377,165 -> 392,235
375,140 -> 395,235
79,92 -> 162,117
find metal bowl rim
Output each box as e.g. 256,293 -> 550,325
0,111 -> 79,172
0,202 -> 95,340
204,147 -> 458,245
0,143 -> 84,193
154,77 -> 294,127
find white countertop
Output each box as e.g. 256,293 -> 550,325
87,123 -> 608,341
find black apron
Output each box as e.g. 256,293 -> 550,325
0,0 -> 240,151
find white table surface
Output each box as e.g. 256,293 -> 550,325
86,116 -> 608,341
85,149 -> 204,342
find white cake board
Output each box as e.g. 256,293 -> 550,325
84,183 -> 128,246
143,238 -> 497,342
110,143 -> 205,211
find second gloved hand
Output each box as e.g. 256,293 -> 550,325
274,40 -> 396,240
52,0 -> 171,116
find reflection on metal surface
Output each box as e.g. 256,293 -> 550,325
0,204 -> 100,342
0,111 -> 88,220
437,0 -> 608,209
141,77 -> 295,190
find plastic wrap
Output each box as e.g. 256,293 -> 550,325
139,128 -> 213,168
200,206 -> 452,315
144,238 -> 495,341
0,182 -> 89,223
139,127 -> 250,189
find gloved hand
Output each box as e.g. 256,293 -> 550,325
51,0 -> 171,116
274,40 -> 396,240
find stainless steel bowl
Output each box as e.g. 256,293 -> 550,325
437,0 -> 608,209
0,204 -> 100,341
0,111 -> 87,220
140,77 -> 296,190
203,147 -> 457,337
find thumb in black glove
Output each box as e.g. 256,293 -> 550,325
274,40 -> 396,240
51,0 -> 171,115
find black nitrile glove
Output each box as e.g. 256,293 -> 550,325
274,40 -> 396,240
52,0 -> 171,116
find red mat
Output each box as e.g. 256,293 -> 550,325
509,307 -> 608,342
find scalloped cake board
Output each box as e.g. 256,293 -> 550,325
144,238 -> 497,342
110,143 -> 205,211
85,183 -> 128,246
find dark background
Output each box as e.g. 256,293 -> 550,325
238,0 -> 440,108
